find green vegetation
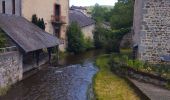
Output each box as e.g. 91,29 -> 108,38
31,14 -> 45,30
93,25 -> 108,49
91,4 -> 111,23
66,22 -> 94,54
84,37 -> 94,50
0,29 -> 7,48
92,0 -> 133,53
91,0 -> 134,29
109,50 -> 170,79
93,24 -> 130,52
66,22 -> 86,54
110,0 -> 134,29
0,86 -> 10,96
94,55 -> 140,100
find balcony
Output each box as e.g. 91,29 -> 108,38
51,15 -> 66,25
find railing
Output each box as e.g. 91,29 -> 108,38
51,15 -> 66,24
0,46 -> 17,53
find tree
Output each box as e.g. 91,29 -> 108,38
66,22 -> 85,54
91,3 -> 110,23
32,14 -> 45,30
32,14 -> 38,25
93,24 -> 108,49
40,18 -> 45,30
110,0 -> 134,29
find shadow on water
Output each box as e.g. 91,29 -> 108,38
55,49 -> 105,66
0,49 -> 105,100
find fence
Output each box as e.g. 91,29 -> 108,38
0,46 -> 17,53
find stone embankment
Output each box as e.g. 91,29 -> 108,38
0,51 -> 22,90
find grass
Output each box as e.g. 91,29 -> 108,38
94,54 -> 140,100
0,85 -> 10,96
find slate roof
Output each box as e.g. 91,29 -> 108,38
69,10 -> 95,28
0,14 -> 60,53
70,6 -> 87,10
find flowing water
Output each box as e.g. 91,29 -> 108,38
0,50 -> 104,100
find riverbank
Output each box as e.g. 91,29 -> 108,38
94,55 -> 140,100
0,50 -> 102,100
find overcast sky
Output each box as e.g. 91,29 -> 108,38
70,0 -> 118,6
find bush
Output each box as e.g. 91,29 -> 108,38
110,53 -> 170,78
66,22 -> 86,54
84,37 -> 94,50
93,24 -> 107,49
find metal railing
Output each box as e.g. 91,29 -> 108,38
0,46 -> 17,53
51,15 -> 66,24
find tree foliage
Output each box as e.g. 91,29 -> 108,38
0,29 -> 7,48
93,23 -> 130,52
93,0 -> 134,53
91,3 -> 111,23
32,14 -> 45,30
93,24 -> 108,49
104,28 -> 131,53
66,22 -> 86,54
110,0 -> 134,29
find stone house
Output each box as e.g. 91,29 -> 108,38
133,0 -> 170,63
0,14 -> 60,89
69,9 -> 95,40
0,0 -> 69,51
70,5 -> 90,17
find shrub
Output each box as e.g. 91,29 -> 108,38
110,53 -> 170,79
93,24 -> 107,49
32,14 -> 45,30
66,22 -> 86,54
84,37 -> 94,50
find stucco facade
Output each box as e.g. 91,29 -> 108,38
22,0 -> 69,51
133,0 -> 170,63
0,0 -> 21,16
0,0 -> 69,51
82,24 -> 95,40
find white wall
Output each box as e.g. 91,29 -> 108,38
81,24 -> 95,40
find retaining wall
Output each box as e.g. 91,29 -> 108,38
0,51 -> 23,88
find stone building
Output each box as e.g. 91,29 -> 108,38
69,9 -> 95,40
70,6 -> 90,17
0,14 -> 60,89
133,0 -> 170,63
0,0 -> 69,51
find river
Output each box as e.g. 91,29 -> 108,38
0,50 -> 104,100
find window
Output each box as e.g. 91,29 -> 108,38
54,4 -> 60,16
2,1 -> 5,14
12,0 -> 15,14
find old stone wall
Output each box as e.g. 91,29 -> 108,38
134,0 -> 170,63
0,51 -> 23,88
120,32 -> 133,49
